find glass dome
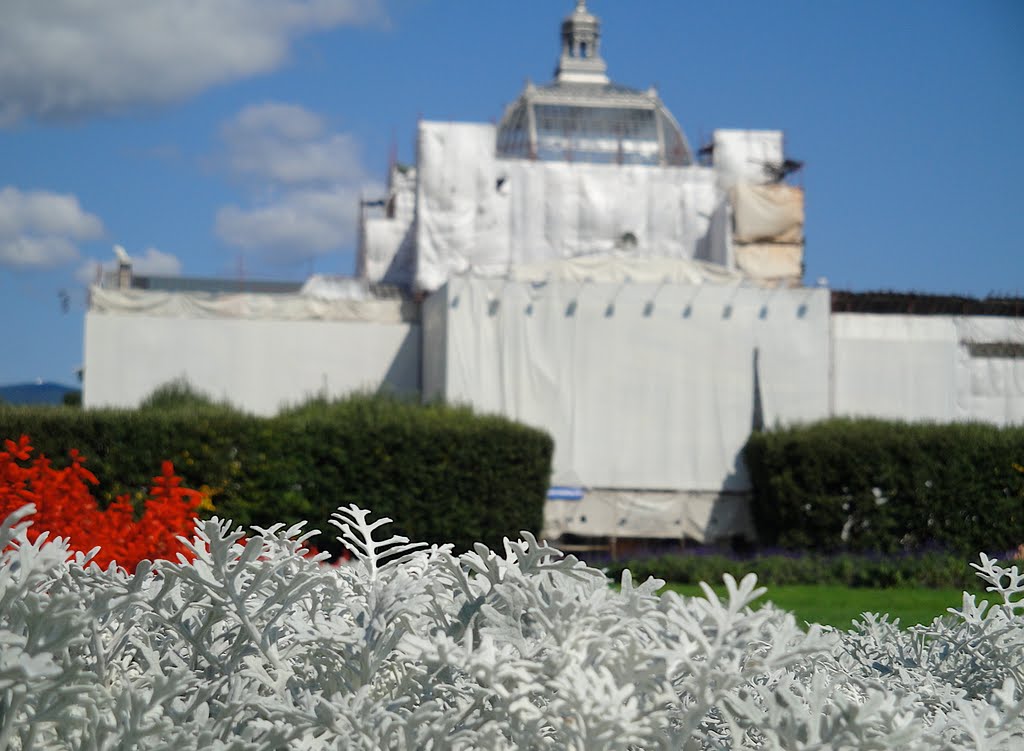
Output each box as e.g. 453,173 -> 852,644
496,1 -> 692,167
497,82 -> 691,166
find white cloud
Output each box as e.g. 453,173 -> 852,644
76,246 -> 184,285
0,187 -> 104,269
215,102 -> 380,264
216,186 -> 366,262
1,236 -> 80,269
132,247 -> 184,276
221,103 -> 367,185
0,1 -> 380,124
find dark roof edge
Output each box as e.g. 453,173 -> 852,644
831,290 -> 1024,317
131,275 -> 305,294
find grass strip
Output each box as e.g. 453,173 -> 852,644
660,583 -> 992,629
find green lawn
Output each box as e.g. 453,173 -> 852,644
660,583 -> 993,629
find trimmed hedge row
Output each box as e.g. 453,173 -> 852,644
745,419 -> 1024,556
0,394 -> 553,556
606,551 -> 986,591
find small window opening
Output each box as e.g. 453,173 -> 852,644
968,342 -> 1024,359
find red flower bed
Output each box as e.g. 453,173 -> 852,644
0,435 -> 201,572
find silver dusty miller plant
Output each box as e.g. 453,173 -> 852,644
2,503 -> 1023,749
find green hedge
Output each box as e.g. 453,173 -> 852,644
606,551 -> 984,590
0,394 -> 553,556
745,419 -> 1024,555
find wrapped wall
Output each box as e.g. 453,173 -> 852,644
424,277 -> 831,491
359,165 -> 417,287
414,121 -> 728,291
711,129 -> 784,187
832,313 -> 1024,425
423,276 -> 830,541
84,291 -> 420,415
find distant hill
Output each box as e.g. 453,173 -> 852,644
0,382 -> 80,406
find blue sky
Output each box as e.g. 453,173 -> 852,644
1,0 -> 1021,387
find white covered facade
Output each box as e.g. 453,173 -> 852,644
82,2 -> 1023,545
360,2 -> 805,293
423,276 -> 831,542
83,279 -> 420,416
361,119 -> 803,295
833,312 -> 1024,426
82,272 -> 1024,543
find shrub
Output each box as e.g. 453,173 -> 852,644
745,419 -> 1024,555
0,393 -> 552,556
606,550 -> 985,590
136,377 -> 237,412
267,394 -> 552,554
2,503 -> 1023,749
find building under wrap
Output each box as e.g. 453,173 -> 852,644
359,1 -> 804,293
82,2 -> 1023,544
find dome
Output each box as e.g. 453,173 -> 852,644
497,81 -> 692,167
496,2 -> 692,167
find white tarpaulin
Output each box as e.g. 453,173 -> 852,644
414,121 -> 729,292
89,287 -> 414,324
415,122 -> 508,289
712,130 -> 784,188
543,490 -> 755,543
361,219 -> 415,287
832,314 -> 959,422
956,316 -> 1024,345
954,316 -> 1024,425
299,275 -> 369,301
509,254 -> 742,285
832,313 -> 1024,425
424,276 -> 830,492
700,194 -> 734,268
84,312 -> 420,415
360,165 -> 417,287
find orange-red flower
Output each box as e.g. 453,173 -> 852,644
0,435 -> 201,572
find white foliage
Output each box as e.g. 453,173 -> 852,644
1,503 -> 1023,749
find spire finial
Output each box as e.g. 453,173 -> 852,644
555,0 -> 608,84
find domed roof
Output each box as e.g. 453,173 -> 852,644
496,1 -> 692,167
